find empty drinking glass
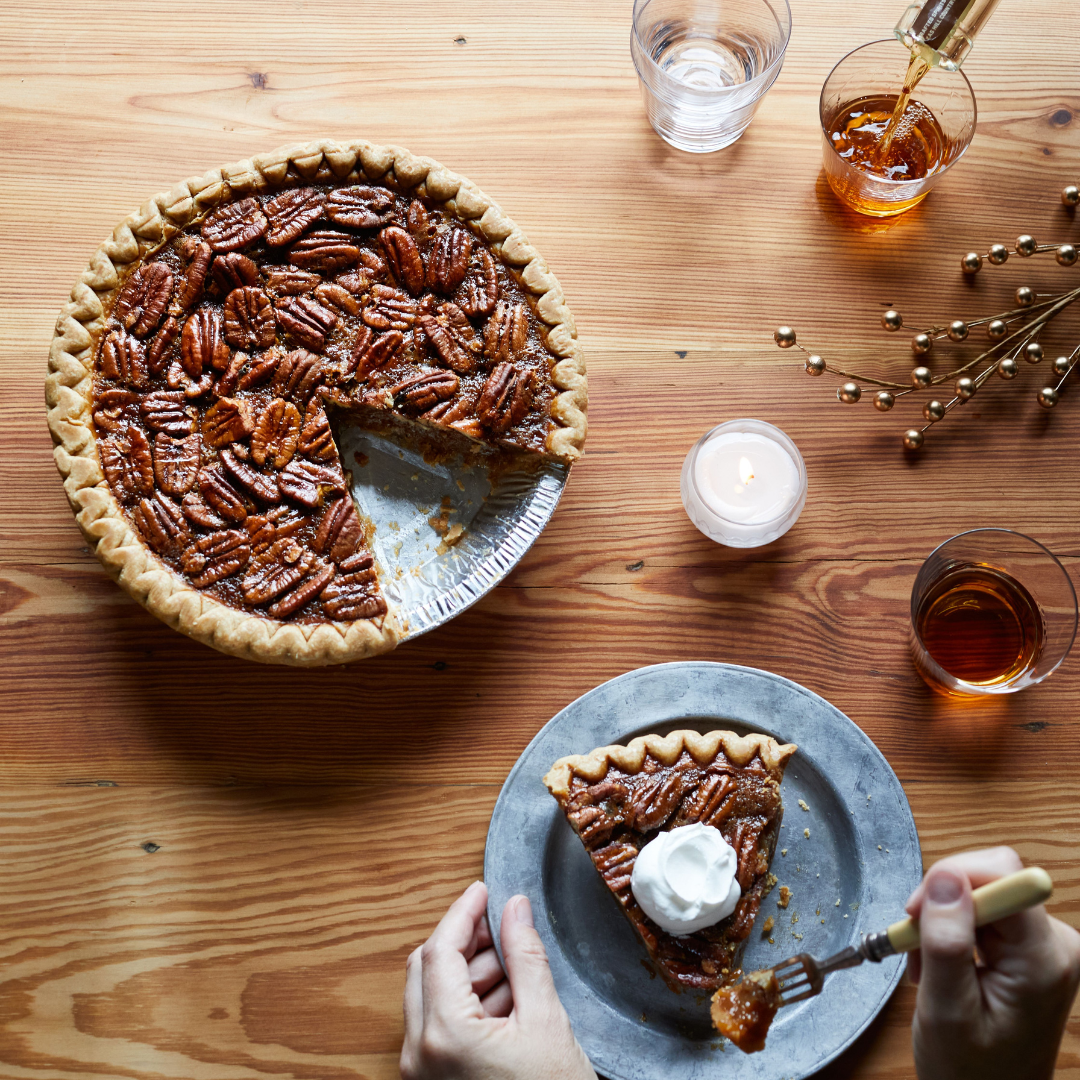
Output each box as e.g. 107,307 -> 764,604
631,0 -> 792,153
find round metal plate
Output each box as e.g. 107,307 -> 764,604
484,662 -> 921,1080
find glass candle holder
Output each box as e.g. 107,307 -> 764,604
820,39 -> 976,217
681,420 -> 807,547
631,0 -> 792,153
910,529 -> 1078,697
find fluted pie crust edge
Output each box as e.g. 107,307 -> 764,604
45,138 -> 587,666
543,729 -> 798,798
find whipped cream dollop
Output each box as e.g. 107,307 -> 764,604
630,822 -> 742,935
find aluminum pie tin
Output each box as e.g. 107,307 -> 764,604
485,662 -> 922,1080
333,419 -> 568,640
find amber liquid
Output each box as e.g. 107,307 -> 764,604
915,566 -> 1045,688
829,93 -> 945,182
879,52 -> 932,156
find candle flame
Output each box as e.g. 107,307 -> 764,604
739,456 -> 755,486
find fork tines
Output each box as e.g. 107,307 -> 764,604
774,953 -> 821,1005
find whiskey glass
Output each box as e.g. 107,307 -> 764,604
820,39 -> 976,217
631,0 -> 792,153
910,529 -> 1077,698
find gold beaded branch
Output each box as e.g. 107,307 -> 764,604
775,183 -> 1079,451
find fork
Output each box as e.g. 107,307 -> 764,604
774,866 -> 1053,1005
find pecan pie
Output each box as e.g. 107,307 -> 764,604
46,140 -> 586,665
543,730 -> 796,992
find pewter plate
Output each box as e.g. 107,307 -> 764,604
484,662 -> 921,1080
334,421 -> 567,640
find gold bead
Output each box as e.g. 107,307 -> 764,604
997,357 -> 1019,379
1024,342 -> 1044,364
1053,356 -> 1072,377
1016,234 -> 1038,257
1057,244 -> 1078,267
774,326 -> 797,348
837,382 -> 862,404
911,332 -> 933,355
1039,387 -> 1059,408
805,354 -> 826,376
1063,185 -> 1080,208
947,320 -> 969,342
1015,286 -> 1035,307
902,429 -> 925,450
961,251 -> 983,274
955,376 -> 976,400
923,400 -> 945,422
987,243 -> 1010,265
988,319 -> 1008,339
881,309 -> 904,332
911,366 -> 932,388
874,391 -> 895,411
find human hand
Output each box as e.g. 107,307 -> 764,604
907,846 -> 1080,1080
401,881 -> 597,1080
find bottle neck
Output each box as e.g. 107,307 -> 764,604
894,0 -> 1002,71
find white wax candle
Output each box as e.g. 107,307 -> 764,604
693,432 -> 800,524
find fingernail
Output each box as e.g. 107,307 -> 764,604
511,895 -> 534,927
927,869 -> 963,905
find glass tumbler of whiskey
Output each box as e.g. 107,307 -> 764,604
819,39 -> 976,217
910,529 -> 1077,698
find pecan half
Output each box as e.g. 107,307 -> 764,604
141,390 -> 196,436
361,284 -> 417,331
359,249 -> 388,280
290,229 -> 360,274
455,248 -> 499,318
173,241 -> 212,313
265,266 -> 321,296
314,281 -> 360,316
279,458 -> 346,508
333,269 -> 371,296
181,308 -> 231,377
483,300 -> 528,365
246,505 -> 307,554
349,328 -> 407,379
236,348 -> 281,391
201,197 -> 269,252
166,361 -> 214,399
628,772 -> 686,832
325,185 -> 395,229
427,228 -> 473,294
114,262 -> 173,338
147,316 -> 181,375
263,187 -> 325,247
153,432 -> 201,496
198,464 -> 250,522
99,330 -> 148,388
181,528 -> 251,587
211,252 -> 261,292
213,349 -> 248,397
276,295 -> 338,352
312,497 -> 364,561
296,400 -> 335,461
99,426 -> 154,503
378,226 -> 425,295
92,389 -> 139,434
407,199 -> 433,245
419,302 -> 480,374
593,842 -> 637,892
677,772 -> 737,827
220,447 -> 280,503
392,370 -> 460,413
202,396 -> 255,449
182,490 -> 226,530
270,349 -> 327,404
251,398 -> 301,468
132,491 -> 190,556
223,286 -> 277,350
476,363 -> 535,434
241,537 -> 333,614
319,564 -> 387,620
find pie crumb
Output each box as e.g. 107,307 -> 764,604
762,916 -> 774,933
835,898 -> 841,906
804,829 -> 810,838
878,845 -> 883,850
777,886 -> 791,909
798,799 -> 810,812
781,848 -> 788,856
791,913 -> 799,924
792,932 -> 803,940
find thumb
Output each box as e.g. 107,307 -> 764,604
500,895 -> 565,1025
915,866 -> 982,1023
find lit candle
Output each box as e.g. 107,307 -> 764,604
680,420 -> 807,547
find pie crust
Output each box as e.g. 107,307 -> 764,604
544,729 -> 797,992
45,140 -> 587,666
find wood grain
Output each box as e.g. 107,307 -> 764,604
3,0 -> 1080,1075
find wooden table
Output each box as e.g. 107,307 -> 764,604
3,0 -> 1079,1075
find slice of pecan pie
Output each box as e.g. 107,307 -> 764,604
46,140 -> 586,666
543,729 -> 796,992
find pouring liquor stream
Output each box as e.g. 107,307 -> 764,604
711,867 -> 1053,1053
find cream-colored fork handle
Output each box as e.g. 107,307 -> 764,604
886,867 -> 1053,954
